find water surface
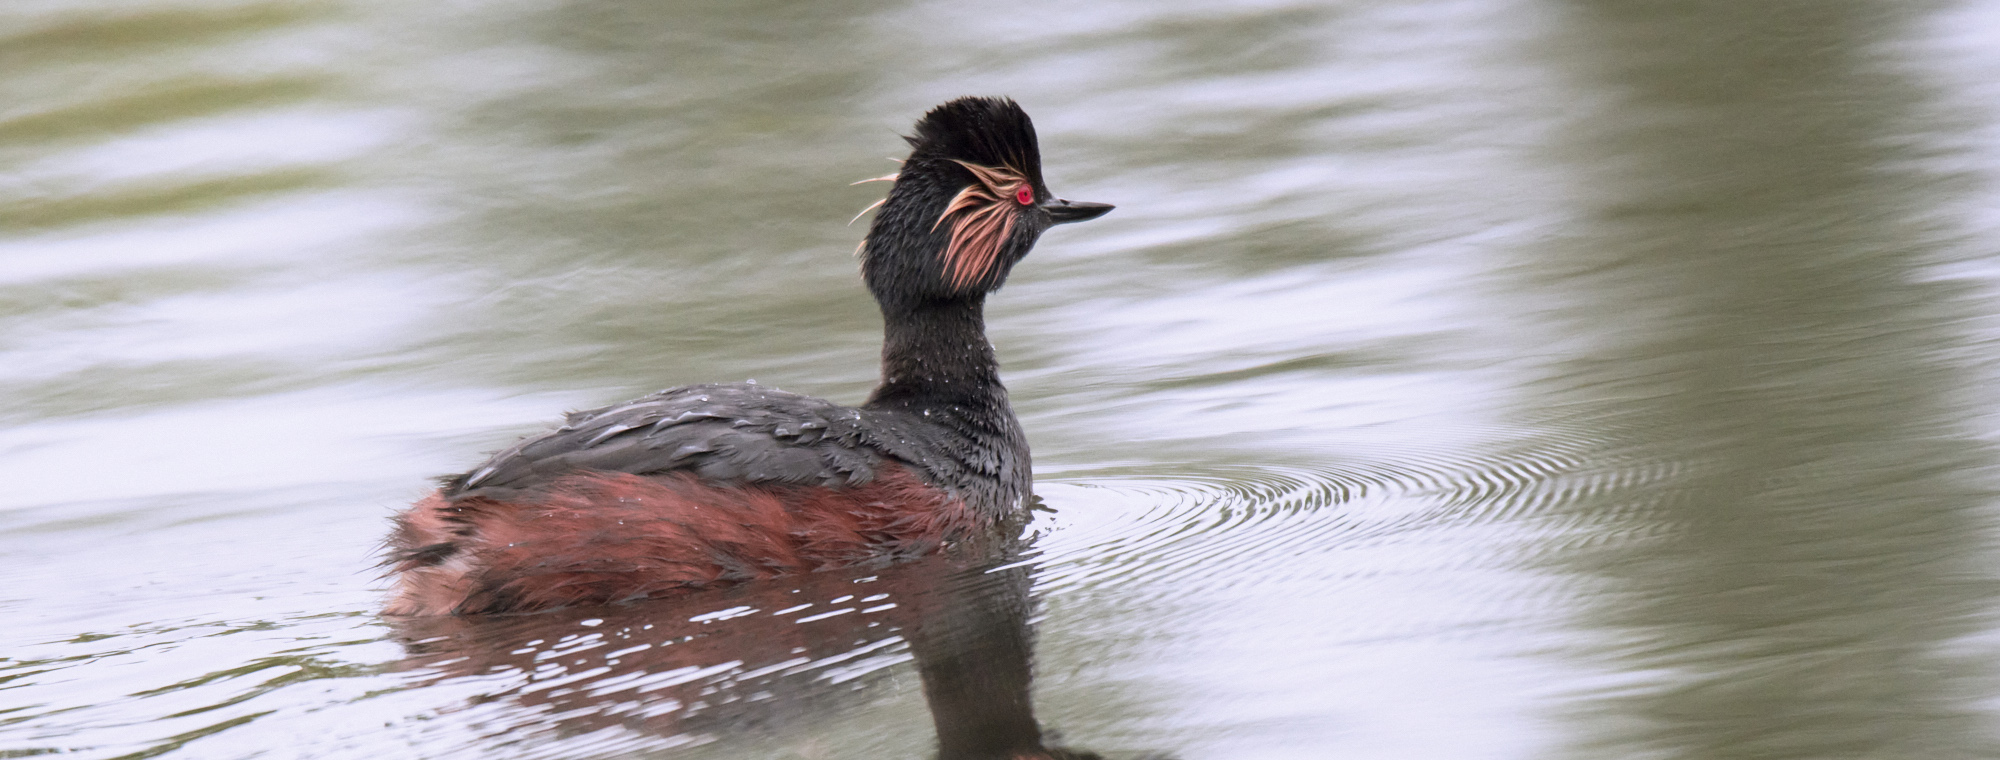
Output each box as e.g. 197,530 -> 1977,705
6,0 -> 2000,758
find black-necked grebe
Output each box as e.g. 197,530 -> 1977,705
385,97 -> 1111,615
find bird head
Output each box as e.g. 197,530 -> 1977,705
857,97 -> 1112,310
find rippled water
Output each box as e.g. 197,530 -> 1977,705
8,0 -> 2000,758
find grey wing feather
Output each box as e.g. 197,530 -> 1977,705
445,383 -> 885,501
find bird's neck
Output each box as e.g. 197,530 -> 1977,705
864,296 -> 1032,518
864,298 -> 1007,413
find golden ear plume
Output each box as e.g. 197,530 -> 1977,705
933,160 -> 1029,290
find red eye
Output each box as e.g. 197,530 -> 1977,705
1015,186 -> 1035,205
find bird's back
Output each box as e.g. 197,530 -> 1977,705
385,383 -> 993,615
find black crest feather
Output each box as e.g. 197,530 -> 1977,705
905,97 -> 1045,188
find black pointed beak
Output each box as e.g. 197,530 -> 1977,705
1042,198 -> 1114,225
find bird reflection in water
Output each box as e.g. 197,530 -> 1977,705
389,536 -> 1111,759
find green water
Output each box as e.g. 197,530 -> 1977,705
5,0 -> 1999,758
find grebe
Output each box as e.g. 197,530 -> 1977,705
385,97 -> 1111,615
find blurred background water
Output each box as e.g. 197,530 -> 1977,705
6,0 -> 2000,757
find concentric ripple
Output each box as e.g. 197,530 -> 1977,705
1026,418 -> 1702,608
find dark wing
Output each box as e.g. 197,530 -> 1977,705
443,383 -> 885,501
